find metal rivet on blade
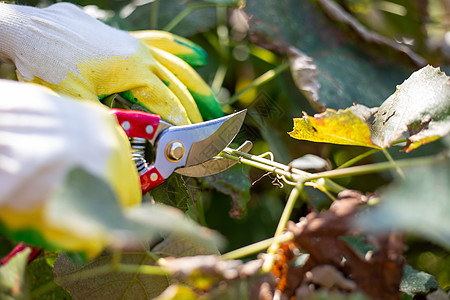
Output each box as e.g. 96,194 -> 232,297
166,141 -> 185,161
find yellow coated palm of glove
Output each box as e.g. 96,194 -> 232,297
0,2 -> 223,125
0,81 -> 141,257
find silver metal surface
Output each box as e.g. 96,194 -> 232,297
166,141 -> 185,161
149,120 -> 171,145
153,110 -> 246,179
175,140 -> 253,177
130,137 -> 149,175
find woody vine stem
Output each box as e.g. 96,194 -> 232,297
218,145 -> 444,270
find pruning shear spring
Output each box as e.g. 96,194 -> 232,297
110,108 -> 248,193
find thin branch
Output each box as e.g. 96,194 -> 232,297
262,181 -> 304,273
337,148 -> 378,169
222,232 -> 294,260
381,148 -> 405,179
223,62 -> 290,106
163,3 -> 218,32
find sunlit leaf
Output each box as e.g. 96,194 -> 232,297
356,160 -> 450,250
154,285 -> 197,300
372,65 -> 450,151
0,248 -> 29,300
288,107 -> 380,148
400,265 -> 439,296
53,236 -> 218,300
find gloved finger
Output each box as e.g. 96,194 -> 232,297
152,59 -> 203,123
130,30 -> 207,67
0,81 -> 141,257
124,71 -> 193,125
148,46 -> 225,120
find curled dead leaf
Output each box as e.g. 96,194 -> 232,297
288,47 -> 323,111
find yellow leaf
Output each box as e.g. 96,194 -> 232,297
288,108 -> 380,148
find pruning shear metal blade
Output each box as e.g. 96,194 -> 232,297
175,140 -> 253,177
154,110 -> 246,178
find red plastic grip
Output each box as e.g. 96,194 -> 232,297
140,166 -> 165,193
109,108 -> 160,140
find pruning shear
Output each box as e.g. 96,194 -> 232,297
110,108 -> 248,193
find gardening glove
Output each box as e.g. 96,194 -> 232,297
0,80 -> 141,257
0,2 -> 223,125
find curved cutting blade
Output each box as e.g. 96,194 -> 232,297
175,140 -> 253,177
153,110 -> 246,179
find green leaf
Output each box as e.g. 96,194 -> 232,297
53,236 -> 218,299
47,168 -> 136,239
47,167 -> 222,255
400,265 -> 439,296
150,174 -> 195,213
245,0 -> 415,110
202,165 -> 251,219
0,248 -> 30,300
356,160 -> 450,250
371,65 -> 450,151
26,253 -> 71,300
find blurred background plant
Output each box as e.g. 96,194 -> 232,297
1,0 -> 449,298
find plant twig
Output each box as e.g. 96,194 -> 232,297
164,3 -> 217,32
381,148 -> 405,179
306,155 -> 440,180
262,181 -> 304,272
150,0 -> 159,29
222,232 -> 294,260
337,148 -> 379,169
164,2 -> 237,32
224,61 -> 290,106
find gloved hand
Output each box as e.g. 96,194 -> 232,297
0,80 -> 141,257
0,2 -> 223,125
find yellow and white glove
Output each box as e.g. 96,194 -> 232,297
0,2 -> 223,125
0,80 -> 141,256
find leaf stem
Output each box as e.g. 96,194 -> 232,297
337,148 -> 379,169
224,61 -> 290,106
163,3 -> 218,32
219,151 -> 304,182
164,2 -> 238,32
275,182 -> 304,237
222,232 -> 294,260
150,0 -> 159,29
306,155 -> 440,180
262,181 -> 304,272
381,148 -> 405,179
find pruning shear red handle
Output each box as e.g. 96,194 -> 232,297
111,109 -> 170,192
110,108 -> 246,193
